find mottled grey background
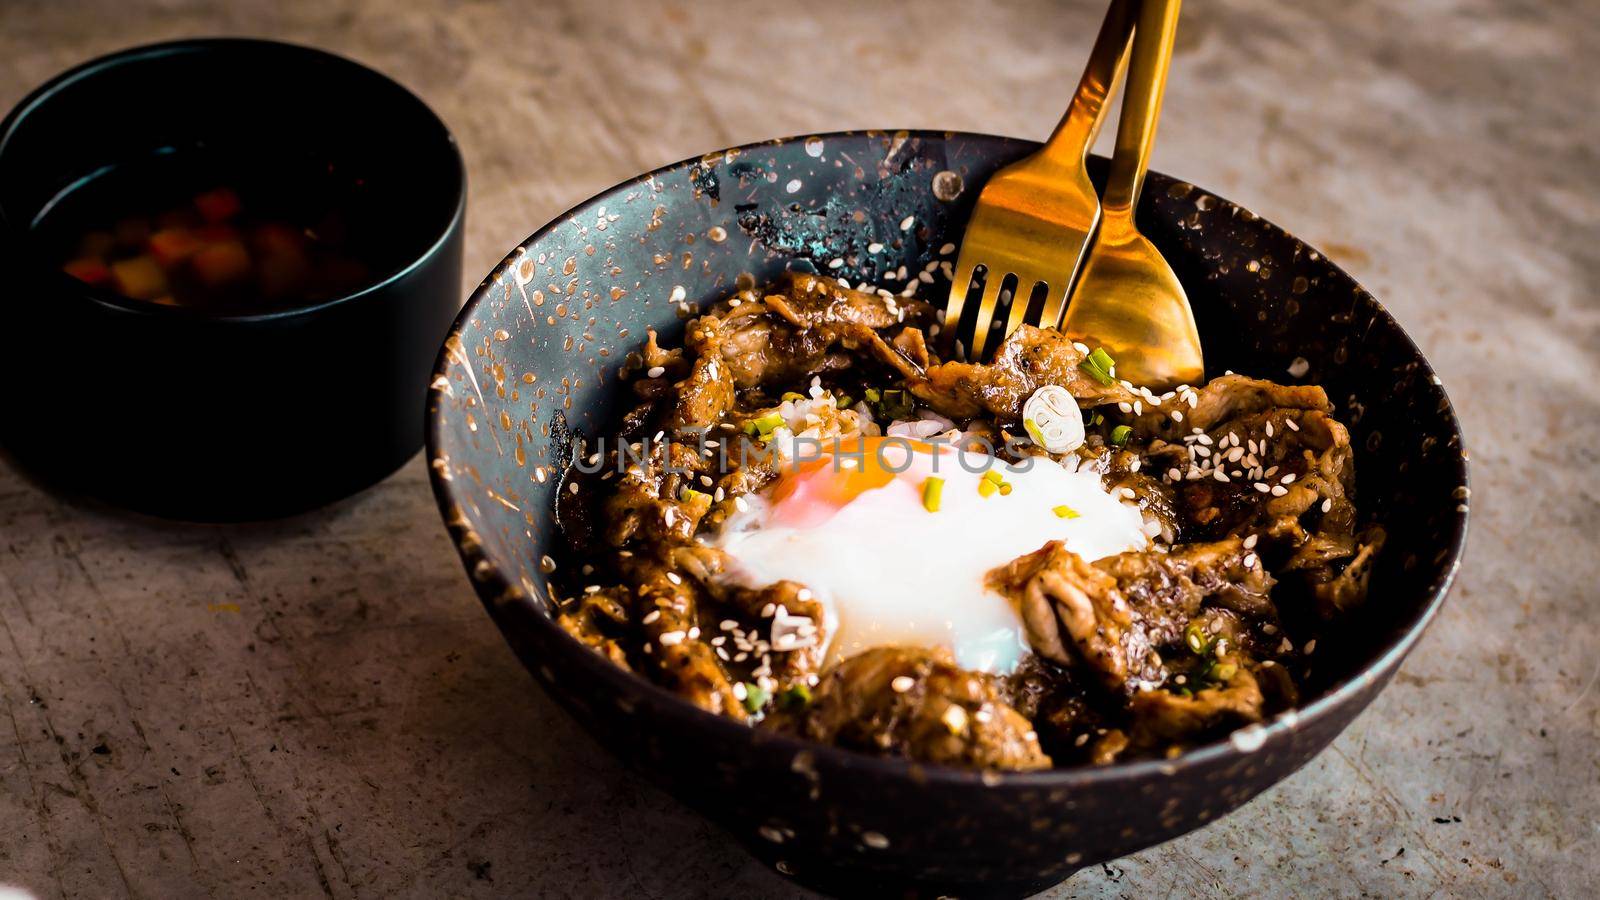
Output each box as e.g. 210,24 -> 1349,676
0,0 -> 1595,897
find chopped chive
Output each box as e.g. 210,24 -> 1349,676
742,683 -> 769,713
1184,621 -> 1210,655
1078,347 -> 1117,386
1110,425 -> 1132,446
998,482 -> 1013,496
1053,504 -> 1080,519
834,393 -> 852,409
983,470 -> 1005,485
922,476 -> 944,512
680,488 -> 709,503
1088,411 -> 1105,427
864,388 -> 881,403
978,479 -> 998,498
1212,663 -> 1238,682
781,391 -> 807,402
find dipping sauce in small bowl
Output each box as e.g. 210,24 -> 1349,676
40,156 -> 379,312
0,39 -> 465,520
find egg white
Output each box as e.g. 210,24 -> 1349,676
713,443 -> 1148,674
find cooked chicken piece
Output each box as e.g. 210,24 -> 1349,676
987,538 -> 1274,694
556,586 -> 631,669
631,567 -> 746,720
1126,654 -> 1265,750
913,325 -> 1135,421
771,646 -> 1052,771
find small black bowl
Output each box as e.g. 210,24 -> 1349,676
427,131 -> 1468,897
0,39 -> 465,520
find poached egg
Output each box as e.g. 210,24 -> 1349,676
713,436 -> 1147,674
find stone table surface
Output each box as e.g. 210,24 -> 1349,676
1,0 -> 1596,897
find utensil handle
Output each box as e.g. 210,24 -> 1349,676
1102,0 -> 1181,217
1038,0 -> 1137,169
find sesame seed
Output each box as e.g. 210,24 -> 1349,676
1322,498 -> 1334,513
1243,552 -> 1258,568
1213,469 -> 1229,483
1172,411 -> 1185,422
1167,468 -> 1182,481
1270,485 -> 1288,497
941,705 -> 968,733
1118,402 -> 1133,413
868,242 -> 884,253
899,215 -> 915,231
658,630 -> 686,646
1075,733 -> 1090,747
891,676 -> 915,693
1120,487 -> 1136,500
1253,482 -> 1271,494
862,831 -> 890,849
1281,473 -> 1296,484
666,572 -> 682,585
1304,639 -> 1317,655
828,258 -> 844,269
568,482 -> 580,494
647,365 -> 665,378
939,242 -> 956,255
1265,422 -> 1275,437
1286,419 -> 1300,432
1244,534 -> 1259,549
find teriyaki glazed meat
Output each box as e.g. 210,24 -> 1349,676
549,272 -> 1384,770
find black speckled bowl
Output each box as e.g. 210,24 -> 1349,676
426,131 -> 1468,897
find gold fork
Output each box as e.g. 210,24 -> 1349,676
944,0 -> 1203,390
1060,0 -> 1203,389
941,0 -> 1136,361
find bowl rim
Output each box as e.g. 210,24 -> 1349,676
0,36 -> 467,325
426,127 -> 1470,788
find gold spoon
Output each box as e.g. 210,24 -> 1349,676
1060,0 -> 1204,389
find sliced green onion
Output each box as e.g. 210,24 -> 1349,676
983,470 -> 1005,485
680,487 -> 709,503
1088,411 -> 1105,427
751,411 -> 785,435
1053,504 -> 1080,519
742,683 -> 769,713
978,479 -> 998,498
1184,621 -> 1210,655
834,393 -> 853,409
863,388 -> 882,403
778,684 -> 812,710
922,476 -> 945,512
1212,663 -> 1238,682
1110,425 -> 1132,446
998,482 -> 1013,496
781,391 -> 807,402
1078,347 -> 1117,386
